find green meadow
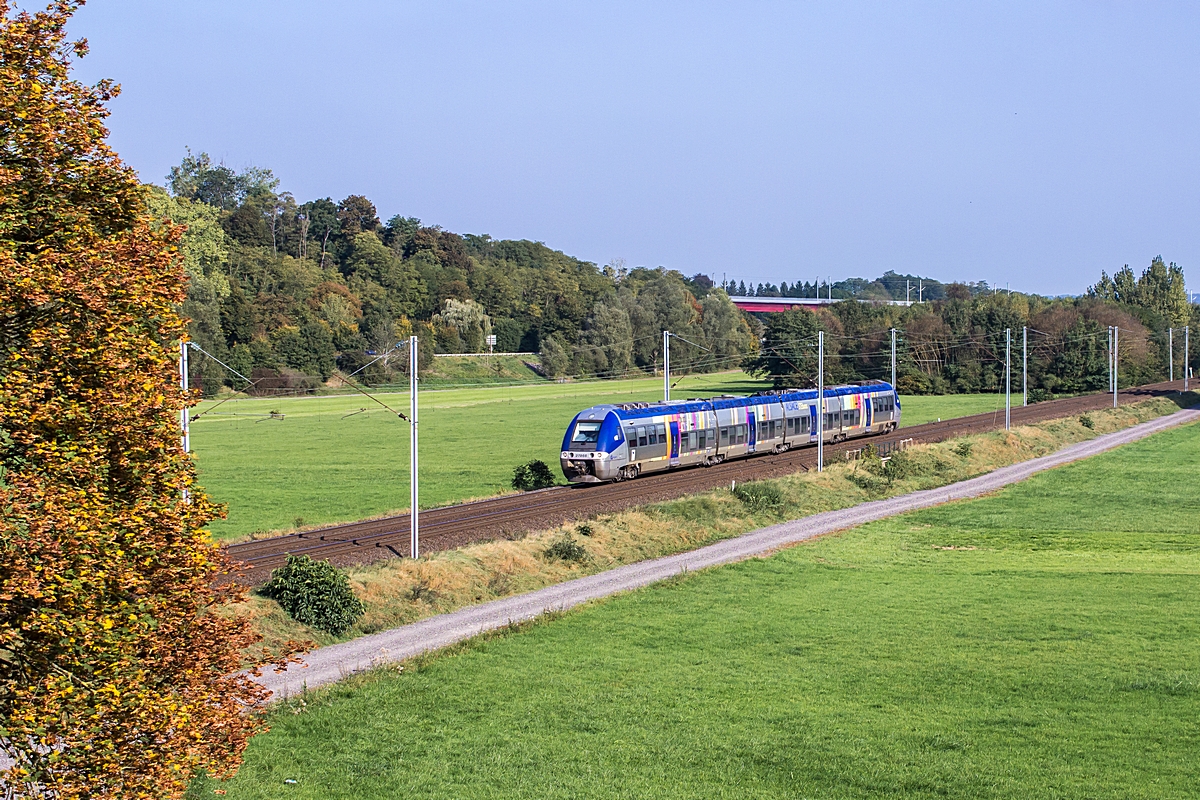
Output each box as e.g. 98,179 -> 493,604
191,369 -> 1004,539
195,419 -> 1200,799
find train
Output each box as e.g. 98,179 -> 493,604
560,381 -> 901,483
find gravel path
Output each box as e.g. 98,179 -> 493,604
252,407 -> 1200,700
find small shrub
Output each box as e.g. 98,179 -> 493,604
1028,388 -> 1054,404
954,441 -> 973,458
512,459 -> 556,491
543,534 -> 588,562
259,554 -> 365,635
409,582 -> 438,603
1079,413 -> 1095,430
576,523 -> 594,537
848,470 -> 887,495
733,481 -> 785,512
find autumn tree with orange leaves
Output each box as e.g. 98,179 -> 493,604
0,3 -> 270,797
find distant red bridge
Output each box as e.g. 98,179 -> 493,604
729,296 -> 915,313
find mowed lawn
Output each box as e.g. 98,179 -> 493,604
196,421 -> 1200,799
191,376 -> 1001,539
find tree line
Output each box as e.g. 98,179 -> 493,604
157,153 -> 762,393
158,152 -> 1196,397
745,258 -> 1197,396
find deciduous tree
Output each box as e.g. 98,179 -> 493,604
0,3 -> 273,796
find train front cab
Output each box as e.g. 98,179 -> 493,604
561,408 -> 627,484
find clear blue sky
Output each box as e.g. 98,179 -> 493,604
69,1 -> 1198,296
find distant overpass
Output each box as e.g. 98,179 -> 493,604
729,296 -> 916,313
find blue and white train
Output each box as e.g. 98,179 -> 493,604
560,382 -> 900,483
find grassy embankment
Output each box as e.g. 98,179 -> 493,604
196,400 -> 1200,799
193,363 -> 1004,539
238,393 -> 1195,655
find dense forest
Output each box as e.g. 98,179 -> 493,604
157,151 -> 1197,396
156,151 -> 758,394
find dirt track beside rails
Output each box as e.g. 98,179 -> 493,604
251,402 -> 1200,700
227,380 -> 1194,584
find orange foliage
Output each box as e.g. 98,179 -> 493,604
0,3 -> 273,796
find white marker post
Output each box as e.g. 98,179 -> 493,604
410,335 -> 419,559
1185,326 -> 1190,391
1169,328 -> 1174,383
817,331 -> 824,473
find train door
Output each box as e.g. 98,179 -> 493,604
669,420 -> 680,465
747,410 -> 757,452
865,392 -> 872,428
809,404 -> 817,440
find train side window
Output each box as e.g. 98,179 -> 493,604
720,426 -> 729,444
648,426 -> 658,445
656,424 -> 666,443
738,424 -> 748,445
637,426 -> 647,447
625,427 -> 635,444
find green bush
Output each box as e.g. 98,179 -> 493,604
1079,413 -> 1095,430
1028,388 -> 1054,404
543,534 -> 588,562
732,481 -> 785,512
259,554 -> 365,635
954,441 -> 973,458
513,459 -> 556,491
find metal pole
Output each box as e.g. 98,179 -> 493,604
890,327 -> 897,388
1005,328 -> 1011,430
663,330 -> 670,402
817,331 -> 824,472
1107,327 -> 1113,395
179,341 -> 190,453
1169,328 -> 1174,383
1022,326 -> 1027,406
1113,327 -> 1119,408
410,335 -> 419,559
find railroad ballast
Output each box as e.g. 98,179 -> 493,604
561,381 -> 901,483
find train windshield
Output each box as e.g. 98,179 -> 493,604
571,421 -> 603,448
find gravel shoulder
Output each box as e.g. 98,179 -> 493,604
252,406 -> 1200,700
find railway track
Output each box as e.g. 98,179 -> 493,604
226,379 -> 1194,583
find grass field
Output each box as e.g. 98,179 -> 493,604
195,419 -> 1200,799
191,372 -> 1004,539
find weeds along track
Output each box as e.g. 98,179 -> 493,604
226,380 -> 1190,584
